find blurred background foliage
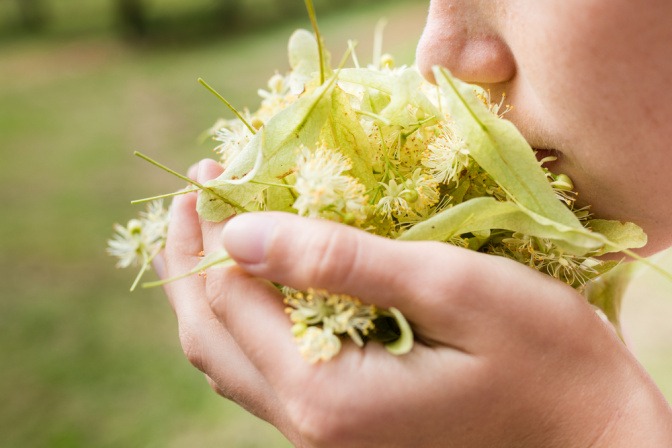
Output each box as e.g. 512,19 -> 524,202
0,0 -> 670,447
0,1 -> 423,447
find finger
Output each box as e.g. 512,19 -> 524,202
161,190 -> 205,312
208,261 -> 322,385
195,158 -> 223,184
153,251 -> 166,279
219,212 -> 476,347
192,159 -> 236,304
164,192 -> 202,274
169,270 -> 285,425
220,212 -> 497,311
162,190 -> 285,424
220,212 -> 583,342
161,192 -> 205,313
187,162 -> 200,180
211,251 -> 445,401
195,159 -> 227,255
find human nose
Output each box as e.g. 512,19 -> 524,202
416,1 -> 515,85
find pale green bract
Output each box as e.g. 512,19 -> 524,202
110,26 -> 656,363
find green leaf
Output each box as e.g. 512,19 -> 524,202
287,29 -> 330,94
384,307 -> 414,356
339,68 -> 440,127
398,197 -> 604,254
433,66 -> 581,230
264,181 -> 297,213
584,262 -> 638,340
587,219 -> 647,254
321,86 -> 378,190
197,77 -> 337,221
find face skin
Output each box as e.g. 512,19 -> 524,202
416,0 -> 672,255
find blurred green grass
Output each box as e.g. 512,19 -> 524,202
1,1 -> 671,447
0,1 -> 426,446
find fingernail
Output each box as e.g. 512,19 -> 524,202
222,214 -> 276,264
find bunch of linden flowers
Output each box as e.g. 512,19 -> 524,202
109,13 -> 660,363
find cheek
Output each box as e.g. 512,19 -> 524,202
510,1 -> 672,245
516,0 -> 672,138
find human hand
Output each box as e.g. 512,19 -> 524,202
155,159 -> 672,448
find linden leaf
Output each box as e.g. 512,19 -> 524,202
197,77 -> 336,221
287,29 -> 330,95
339,67 -> 440,128
587,219 -> 647,254
584,262 -> 639,340
321,86 -> 378,190
399,197 -> 604,254
264,181 -> 297,213
433,66 -> 581,229
196,188 -> 239,223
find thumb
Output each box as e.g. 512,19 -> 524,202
221,212 -> 495,313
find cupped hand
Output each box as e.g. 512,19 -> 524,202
156,159 -> 672,448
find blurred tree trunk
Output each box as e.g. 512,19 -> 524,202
116,0 -> 148,37
16,0 -> 48,31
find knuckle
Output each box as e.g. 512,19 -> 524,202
413,242 -> 482,309
178,324 -> 206,372
302,226 -> 361,290
205,375 -> 225,396
205,375 -> 237,401
286,398 -> 350,447
204,264 -> 245,308
204,268 -> 229,305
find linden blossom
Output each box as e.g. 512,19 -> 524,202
109,3 -> 669,362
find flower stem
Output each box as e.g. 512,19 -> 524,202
304,0 -> 325,84
249,179 -> 296,189
142,253 -> 234,288
134,151 -> 248,213
198,78 -> 256,135
131,188 -> 197,205
130,259 -> 150,292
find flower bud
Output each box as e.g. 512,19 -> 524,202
551,173 -> 574,191
380,53 -> 394,69
401,189 -> 419,203
251,117 -> 264,130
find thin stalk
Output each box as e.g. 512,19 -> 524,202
304,0 -> 325,84
134,151 -> 248,212
619,247 -> 672,284
348,40 -> 360,68
355,109 -> 392,126
142,254 -> 235,288
131,188 -> 198,205
130,259 -> 150,292
249,179 -> 296,189
198,78 -> 256,135
281,177 -> 298,200
372,19 -> 387,69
